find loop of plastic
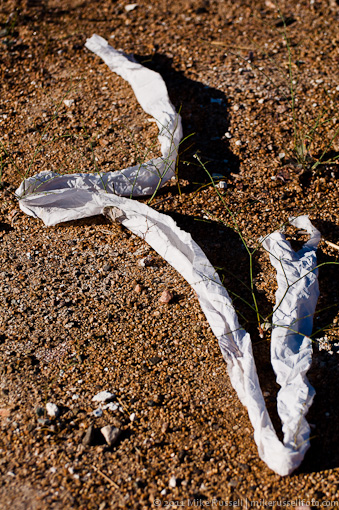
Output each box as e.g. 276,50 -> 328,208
16,36 -> 321,476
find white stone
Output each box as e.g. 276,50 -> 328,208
102,402 -> 119,411
100,425 -> 121,446
125,3 -> 138,11
63,99 -> 74,107
169,476 -> 177,488
46,403 -> 59,418
92,391 -> 114,402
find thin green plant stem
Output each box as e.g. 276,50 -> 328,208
194,153 -> 262,328
312,122 -> 339,171
80,121 -> 108,192
265,260 -> 339,323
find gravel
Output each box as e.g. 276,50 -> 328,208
0,0 -> 338,507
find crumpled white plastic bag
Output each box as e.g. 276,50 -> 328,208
16,35 -> 321,476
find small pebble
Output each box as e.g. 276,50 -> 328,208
169,475 -> 177,488
102,402 -> 119,411
138,256 -> 154,267
82,425 -> 96,446
100,425 -> 121,447
63,99 -> 74,107
37,417 -> 51,426
92,391 -> 115,403
35,406 -> 45,417
161,422 -> 169,434
150,356 -> 161,365
125,3 -> 138,11
134,284 -> 143,293
159,290 -> 173,304
46,403 -> 59,418
92,408 -> 103,418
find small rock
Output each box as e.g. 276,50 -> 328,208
102,402 -> 119,411
239,463 -> 250,473
159,290 -> 173,304
169,475 -> 177,488
37,418 -> 51,426
46,403 -> 59,418
125,3 -> 138,11
82,425 -> 96,446
149,356 -> 161,365
129,412 -> 136,422
35,406 -> 45,417
63,99 -> 74,107
92,391 -> 115,403
161,422 -> 169,434
134,284 -> 143,293
178,450 -> 186,462
100,425 -> 121,447
229,479 -> 238,488
0,408 -> 11,418
138,256 -> 154,267
92,408 -> 103,418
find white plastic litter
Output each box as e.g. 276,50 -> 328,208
16,36 -> 321,476
16,34 -> 182,213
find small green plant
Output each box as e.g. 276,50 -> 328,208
276,6 -> 339,174
217,3 -> 339,177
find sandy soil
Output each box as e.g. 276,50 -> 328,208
0,0 -> 338,508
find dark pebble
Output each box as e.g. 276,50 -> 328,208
82,425 -> 97,446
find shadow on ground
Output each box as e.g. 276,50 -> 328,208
133,52 -> 240,187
